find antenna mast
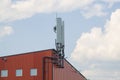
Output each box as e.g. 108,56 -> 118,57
54,17 -> 65,68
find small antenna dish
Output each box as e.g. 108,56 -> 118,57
54,17 -> 65,68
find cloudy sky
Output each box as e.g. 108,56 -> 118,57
0,0 -> 120,80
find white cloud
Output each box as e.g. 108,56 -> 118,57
71,9 -> 120,80
83,68 -> 120,80
1,0 -> 120,22
102,0 -> 120,7
57,0 -> 94,12
0,0 -> 94,22
0,26 -> 13,39
81,4 -> 107,19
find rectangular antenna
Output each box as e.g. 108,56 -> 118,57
56,18 -> 64,47
54,17 -> 65,68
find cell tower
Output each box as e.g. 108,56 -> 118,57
54,17 -> 65,68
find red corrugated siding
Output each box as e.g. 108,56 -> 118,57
0,49 -> 86,80
0,50 -> 53,80
53,59 -> 86,80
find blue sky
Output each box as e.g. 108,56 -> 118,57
0,0 -> 120,80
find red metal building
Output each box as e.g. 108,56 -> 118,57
0,49 -> 87,80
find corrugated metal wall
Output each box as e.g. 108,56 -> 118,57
0,50 -> 53,80
0,49 -> 86,80
53,59 -> 86,80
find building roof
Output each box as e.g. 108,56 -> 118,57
0,49 -> 56,58
0,49 -> 87,80
64,59 -> 87,80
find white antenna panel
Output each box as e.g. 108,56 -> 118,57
54,17 -> 65,68
56,18 -> 64,46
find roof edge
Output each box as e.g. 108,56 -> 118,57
64,59 -> 87,80
0,49 -> 56,58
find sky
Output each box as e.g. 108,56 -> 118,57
0,0 -> 120,80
